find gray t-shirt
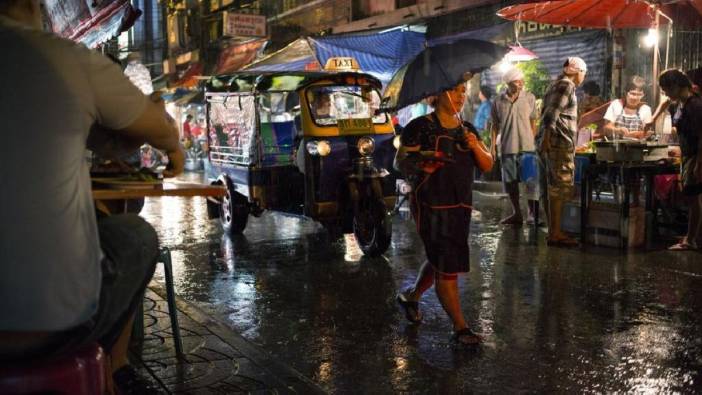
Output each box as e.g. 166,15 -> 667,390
491,90 -> 537,155
0,17 -> 147,331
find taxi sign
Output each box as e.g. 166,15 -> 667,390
338,118 -> 373,135
324,57 -> 360,72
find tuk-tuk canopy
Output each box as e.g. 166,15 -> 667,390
206,71 -> 383,94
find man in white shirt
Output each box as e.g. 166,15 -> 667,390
0,0 -> 184,391
491,68 -> 539,225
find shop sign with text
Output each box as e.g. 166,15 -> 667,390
223,12 -> 266,37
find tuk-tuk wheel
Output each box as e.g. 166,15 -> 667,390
221,185 -> 249,234
353,199 -> 392,257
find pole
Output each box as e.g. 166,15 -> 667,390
653,11 -> 660,101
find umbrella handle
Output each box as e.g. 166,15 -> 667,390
444,91 -> 463,123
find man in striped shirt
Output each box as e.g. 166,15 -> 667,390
536,57 -> 587,247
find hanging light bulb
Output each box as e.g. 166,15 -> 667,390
498,60 -> 512,74
643,28 -> 659,48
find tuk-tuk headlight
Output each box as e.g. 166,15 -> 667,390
317,140 -> 331,156
393,135 -> 401,149
306,140 -> 331,156
357,137 -> 375,156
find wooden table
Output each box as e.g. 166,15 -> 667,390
579,161 -> 679,248
91,180 -> 226,200
91,179 -> 226,358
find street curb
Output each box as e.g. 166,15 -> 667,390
148,284 -> 327,394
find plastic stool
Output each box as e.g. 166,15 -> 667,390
0,343 -> 106,395
133,247 -> 183,358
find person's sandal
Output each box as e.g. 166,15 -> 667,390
668,242 -> 697,251
451,328 -> 483,346
396,293 -> 422,324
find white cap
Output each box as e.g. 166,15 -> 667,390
563,57 -> 587,75
503,67 -> 525,83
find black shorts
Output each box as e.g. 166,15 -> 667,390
416,205 -> 471,274
22,214 -> 158,360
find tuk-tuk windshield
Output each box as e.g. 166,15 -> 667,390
307,86 -> 387,126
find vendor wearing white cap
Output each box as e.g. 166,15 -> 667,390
490,67 -> 538,225
536,56 -> 587,247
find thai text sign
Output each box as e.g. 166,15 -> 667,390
223,12 -> 266,37
338,118 -> 373,135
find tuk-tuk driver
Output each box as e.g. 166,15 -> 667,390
395,76 -> 494,346
313,92 -> 333,119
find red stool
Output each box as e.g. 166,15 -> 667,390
0,342 -> 106,395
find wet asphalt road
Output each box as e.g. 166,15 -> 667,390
141,173 -> 702,393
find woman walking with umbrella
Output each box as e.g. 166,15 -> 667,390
395,76 -> 494,345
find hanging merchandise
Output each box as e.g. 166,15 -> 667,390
124,53 -> 154,95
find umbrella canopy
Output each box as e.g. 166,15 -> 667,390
383,39 -> 509,110
499,0 -> 702,29
498,0 -> 664,29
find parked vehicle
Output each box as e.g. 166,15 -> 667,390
204,71 -> 398,256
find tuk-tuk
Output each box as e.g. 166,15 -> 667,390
204,71 -> 398,256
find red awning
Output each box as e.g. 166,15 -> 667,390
44,0 -> 140,48
216,39 -> 268,75
171,63 -> 205,89
498,0 -> 702,29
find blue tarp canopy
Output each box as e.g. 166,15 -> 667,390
309,28 -> 426,86
244,38 -> 321,72
427,23 -> 512,46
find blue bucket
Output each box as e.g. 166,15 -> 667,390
520,152 -> 538,182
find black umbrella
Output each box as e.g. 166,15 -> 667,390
383,39 -> 509,110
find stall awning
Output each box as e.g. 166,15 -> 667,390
427,23 -> 512,46
44,0 -> 140,48
244,38 -> 321,72
171,63 -> 204,89
216,39 -> 268,75
309,29 -> 426,85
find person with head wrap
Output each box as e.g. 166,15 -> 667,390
490,67 -> 539,225
536,57 -> 587,247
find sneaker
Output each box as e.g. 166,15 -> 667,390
113,365 -> 163,395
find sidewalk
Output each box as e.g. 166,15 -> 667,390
130,284 -> 325,394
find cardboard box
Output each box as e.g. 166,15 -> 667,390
561,200 -> 581,234
585,202 -> 645,248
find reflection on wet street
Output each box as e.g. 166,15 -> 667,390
141,174 -> 702,393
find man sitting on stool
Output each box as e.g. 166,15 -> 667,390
0,1 -> 184,392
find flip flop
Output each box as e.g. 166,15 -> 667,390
668,242 -> 697,251
396,293 -> 422,324
451,328 -> 483,346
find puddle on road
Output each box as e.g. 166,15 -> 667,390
140,175 -> 702,392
